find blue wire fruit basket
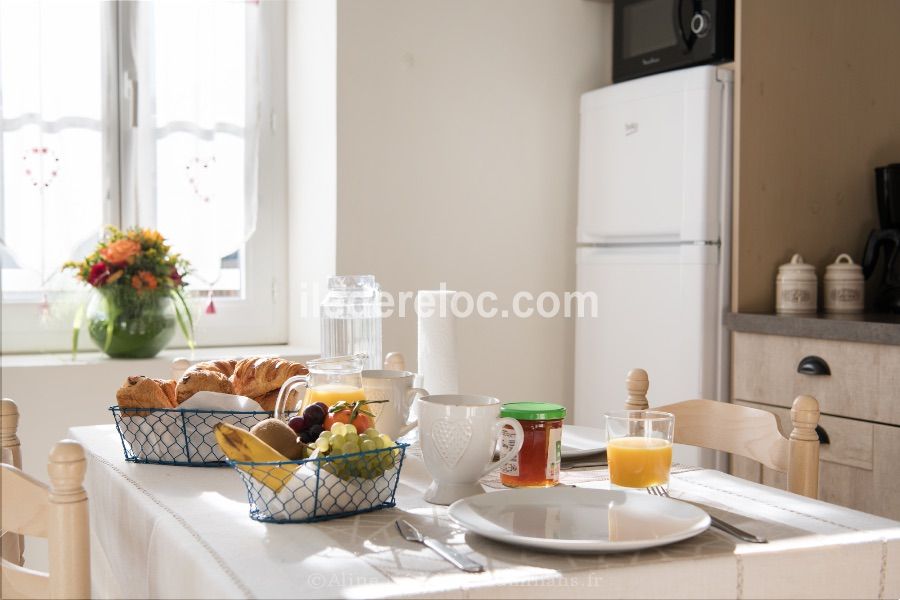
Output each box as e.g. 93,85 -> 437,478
227,442 -> 408,523
109,406 -> 271,466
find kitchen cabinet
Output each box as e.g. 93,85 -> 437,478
731,0 -> 900,313
730,331 -> 900,519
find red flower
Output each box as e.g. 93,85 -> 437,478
87,262 -> 110,287
170,268 -> 183,286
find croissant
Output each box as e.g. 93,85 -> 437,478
189,359 -> 237,378
116,376 -> 177,415
176,369 -> 235,404
232,357 -> 308,398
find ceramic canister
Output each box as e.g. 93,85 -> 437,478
776,254 -> 817,314
824,254 -> 864,313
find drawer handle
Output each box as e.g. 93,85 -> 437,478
815,425 -> 830,445
797,355 -> 831,376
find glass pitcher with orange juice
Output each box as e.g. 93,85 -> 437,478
605,411 -> 674,489
274,354 -> 368,420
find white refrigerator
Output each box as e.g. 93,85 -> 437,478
574,66 -> 733,468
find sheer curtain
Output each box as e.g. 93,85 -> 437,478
125,0 -> 260,293
0,0 -> 108,298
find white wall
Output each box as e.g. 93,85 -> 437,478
335,0 -> 611,410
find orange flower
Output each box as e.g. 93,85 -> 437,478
131,271 -> 158,292
100,239 -> 141,265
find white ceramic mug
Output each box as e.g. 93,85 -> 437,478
418,394 -> 524,505
361,370 -> 427,440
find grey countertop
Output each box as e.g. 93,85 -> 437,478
725,312 -> 900,346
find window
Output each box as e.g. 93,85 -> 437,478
1,0 -> 287,352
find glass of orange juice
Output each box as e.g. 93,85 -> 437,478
605,411 -> 674,490
273,354 -> 367,420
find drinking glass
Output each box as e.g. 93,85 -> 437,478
604,411 -> 674,490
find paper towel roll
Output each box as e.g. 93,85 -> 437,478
416,290 -> 459,395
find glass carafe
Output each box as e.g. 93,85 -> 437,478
274,353 -> 367,420
320,275 -> 382,370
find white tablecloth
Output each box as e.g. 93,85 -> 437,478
70,425 -> 900,599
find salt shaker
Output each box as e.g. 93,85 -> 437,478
824,254 -> 864,313
776,254 -> 817,315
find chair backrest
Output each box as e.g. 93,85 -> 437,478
1,439 -> 90,599
623,368 -> 821,498
2,398 -> 25,567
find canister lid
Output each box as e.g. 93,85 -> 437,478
825,254 -> 863,280
501,402 -> 567,421
777,254 -> 816,279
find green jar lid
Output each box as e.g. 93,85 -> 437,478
501,402 -> 567,421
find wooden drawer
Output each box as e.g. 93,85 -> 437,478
732,332 -> 900,426
731,400 -> 900,520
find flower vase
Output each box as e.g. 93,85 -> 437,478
86,287 -> 177,358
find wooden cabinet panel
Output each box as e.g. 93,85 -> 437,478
731,399 -> 900,520
732,332 -> 900,426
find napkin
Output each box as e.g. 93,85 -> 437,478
250,462 -> 400,521
118,393 -> 267,464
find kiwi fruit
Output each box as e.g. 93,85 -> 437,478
250,418 -> 306,460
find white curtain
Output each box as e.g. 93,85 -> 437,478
0,0 -> 107,294
128,0 -> 260,288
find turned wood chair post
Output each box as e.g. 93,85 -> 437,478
384,352 -> 406,371
1,398 -> 22,469
46,440 -> 90,600
1,398 -> 25,566
788,395 -> 820,498
625,369 -> 650,411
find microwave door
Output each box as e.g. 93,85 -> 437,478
613,0 -> 733,83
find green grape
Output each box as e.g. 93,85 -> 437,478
315,437 -> 331,453
364,428 -> 379,438
361,439 -> 376,453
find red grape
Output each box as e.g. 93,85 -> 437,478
302,403 -> 326,425
288,416 -> 306,434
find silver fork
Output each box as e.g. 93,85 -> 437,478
647,485 -> 767,543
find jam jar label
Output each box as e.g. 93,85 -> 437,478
500,426 -> 519,476
546,427 -> 562,480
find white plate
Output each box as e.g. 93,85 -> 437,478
561,425 -> 606,458
448,487 -> 710,553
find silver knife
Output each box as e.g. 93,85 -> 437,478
395,519 -> 484,573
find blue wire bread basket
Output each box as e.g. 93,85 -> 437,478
109,406 -> 271,466
228,442 -> 408,523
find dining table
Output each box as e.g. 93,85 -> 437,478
70,424 -> 900,599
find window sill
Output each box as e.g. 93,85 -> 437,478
0,344 -> 319,369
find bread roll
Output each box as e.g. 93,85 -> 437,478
116,376 -> 177,415
176,369 -> 235,404
232,357 -> 307,398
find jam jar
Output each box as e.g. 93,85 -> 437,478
499,402 -> 566,488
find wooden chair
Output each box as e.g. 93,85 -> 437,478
623,369 -> 821,498
1,398 -> 90,599
2,398 -> 25,568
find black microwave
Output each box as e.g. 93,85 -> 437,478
613,0 -> 734,83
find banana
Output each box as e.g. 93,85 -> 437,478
214,422 -> 299,492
